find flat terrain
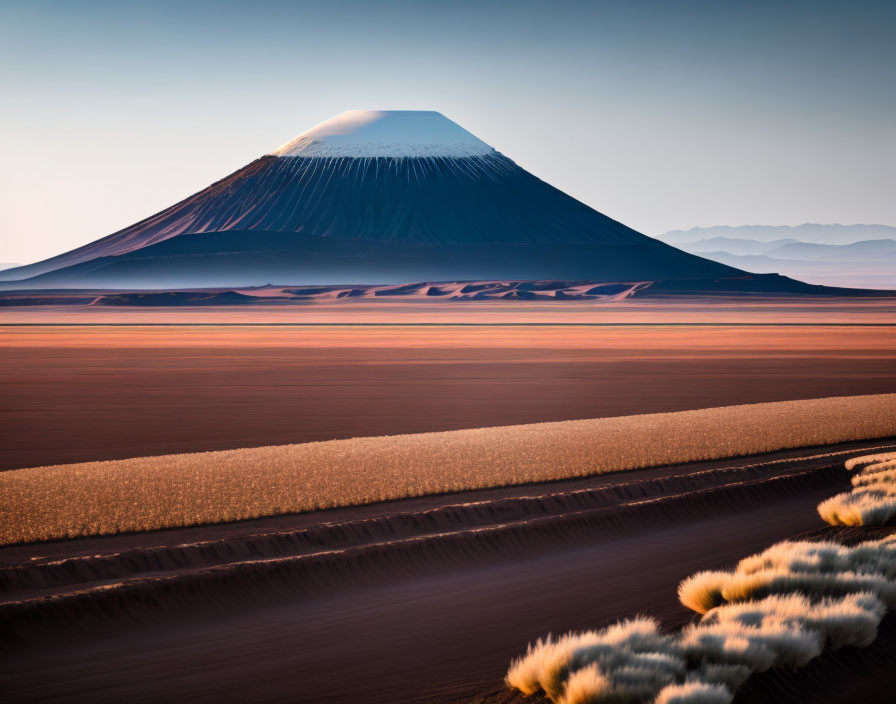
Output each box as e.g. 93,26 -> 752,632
3,321 -> 896,470
2,295 -> 896,323
3,302 -> 895,702
3,439 -> 895,703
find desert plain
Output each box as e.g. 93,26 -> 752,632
2,296 -> 896,703
3,297 -> 896,470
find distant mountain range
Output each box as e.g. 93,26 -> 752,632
662,224 -> 896,245
656,225 -> 896,290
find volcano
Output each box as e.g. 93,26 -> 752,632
2,110 -> 744,289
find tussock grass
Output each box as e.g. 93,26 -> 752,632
678,539 -> 896,613
678,572 -> 730,614
819,452 -> 896,526
560,665 -> 610,704
505,617 -> 688,704
852,468 -> 896,487
2,394 -> 896,545
508,535 -> 895,703
698,592 -> 886,652
506,446 -> 896,703
507,586 -> 889,703
654,681 -> 733,704
693,664 -> 752,690
845,454 -> 896,471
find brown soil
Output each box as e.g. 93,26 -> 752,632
2,441 -> 893,703
3,324 -> 895,470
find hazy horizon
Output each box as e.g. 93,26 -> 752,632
2,0 -> 894,265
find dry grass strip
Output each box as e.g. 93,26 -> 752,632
2,394 -> 895,545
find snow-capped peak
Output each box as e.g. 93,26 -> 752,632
269,110 -> 494,158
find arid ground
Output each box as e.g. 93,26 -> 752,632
2,299 -> 896,702
3,302 -> 896,470
3,440 -> 896,703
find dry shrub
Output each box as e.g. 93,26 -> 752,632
678,572 -> 730,614
507,536 -> 895,703
677,624 -> 784,672
507,591 -> 887,703
852,469 -> 896,487
693,664 -> 752,689
560,664 -> 611,704
820,452 -> 896,526
506,632 -> 602,697
819,492 -> 896,527
678,539 -> 896,611
845,453 -> 896,471
506,617 -> 686,703
801,592 -> 885,648
699,592 -> 885,651
506,451 -> 896,703
720,569 -> 896,606
3,394 -> 896,545
654,681 -> 733,704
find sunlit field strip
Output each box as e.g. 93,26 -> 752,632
4,324 -> 896,351
2,394 -> 895,545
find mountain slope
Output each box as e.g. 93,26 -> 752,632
3,111 -> 743,288
11,232 -> 737,289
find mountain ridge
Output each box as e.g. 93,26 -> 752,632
656,225 -> 896,289
661,224 -> 896,246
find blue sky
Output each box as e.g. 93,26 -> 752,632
1,0 -> 894,264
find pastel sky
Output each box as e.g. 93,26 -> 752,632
1,0 -> 894,265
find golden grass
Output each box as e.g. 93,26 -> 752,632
2,393 -> 895,545
654,681 -> 734,704
819,452 -> 896,526
507,535 -> 895,703
505,440 -> 896,704
678,537 -> 896,614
